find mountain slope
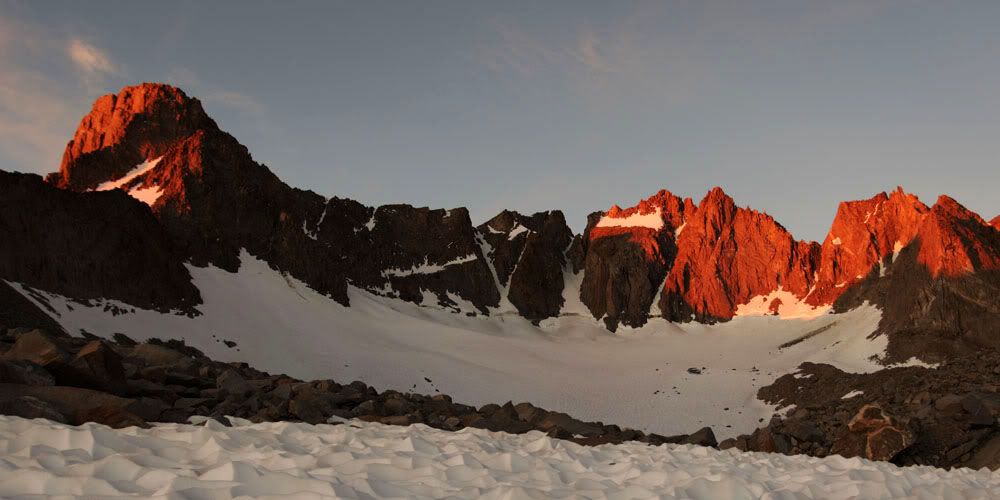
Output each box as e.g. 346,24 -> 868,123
0,82 -> 996,360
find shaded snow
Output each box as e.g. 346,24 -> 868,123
507,223 -> 529,240
841,390 -> 865,399
596,207 -> 664,229
2,416 -> 997,499
382,254 -> 478,277
13,251 -> 892,439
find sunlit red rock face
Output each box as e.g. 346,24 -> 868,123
49,83 -> 214,191
658,188 -> 819,322
833,196 -> 1000,358
582,184 -> 1000,333
807,189 -> 930,305
990,215 -> 1000,231
914,196 -> 1000,276
581,187 -> 820,328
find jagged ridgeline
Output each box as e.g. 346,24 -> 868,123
1,83 -> 998,361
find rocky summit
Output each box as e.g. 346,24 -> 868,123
0,82 -> 998,470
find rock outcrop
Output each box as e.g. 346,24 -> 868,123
991,215 -> 1000,231
745,359 -> 1000,469
477,211 -> 574,321
0,170 -> 200,312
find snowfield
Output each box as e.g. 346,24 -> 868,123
0,416 -> 997,499
14,251 -> 902,439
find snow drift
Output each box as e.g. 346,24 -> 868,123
0,416 -> 997,499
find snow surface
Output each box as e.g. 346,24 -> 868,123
12,251 -> 897,439
595,207 -> 664,229
893,240 -> 905,261
733,287 -> 832,320
94,157 -> 165,206
1,416 -> 997,499
507,223 -> 530,240
841,390 -> 865,399
381,254 -> 478,278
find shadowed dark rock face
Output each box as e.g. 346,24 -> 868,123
0,282 -> 66,335
581,230 -> 673,331
477,210 -> 574,322
0,170 -> 200,312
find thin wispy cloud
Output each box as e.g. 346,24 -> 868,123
0,15 -> 104,172
67,38 -> 118,76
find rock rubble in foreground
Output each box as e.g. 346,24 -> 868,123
0,326 -> 716,449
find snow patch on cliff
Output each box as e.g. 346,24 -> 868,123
596,207 -> 664,229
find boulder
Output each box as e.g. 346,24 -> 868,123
783,420 -> 824,443
67,340 -> 127,393
75,405 -> 148,428
681,427 -> 718,447
866,425 -> 913,462
0,359 -> 54,386
0,395 -> 66,423
383,397 -> 415,416
848,404 -> 895,432
3,330 -> 69,366
537,411 -> 602,437
216,369 -> 253,399
290,390 -> 341,424
834,403 -> 912,461
131,343 -> 188,366
747,427 -> 790,454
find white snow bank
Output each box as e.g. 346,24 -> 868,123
734,287 -> 831,320
382,254 -> 478,277
596,207 -> 664,229
0,416 -> 996,499
94,157 -> 165,206
11,251 -> 894,440
507,223 -> 529,240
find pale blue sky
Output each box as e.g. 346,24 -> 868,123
2,1 -> 998,240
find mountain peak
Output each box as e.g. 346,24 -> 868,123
48,83 -> 215,190
991,215 -> 1000,230
915,195 -> 1000,277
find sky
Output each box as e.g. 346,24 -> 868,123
2,0 -> 999,241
